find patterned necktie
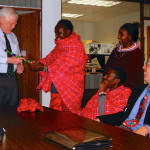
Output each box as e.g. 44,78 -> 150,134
122,86 -> 150,131
4,33 -> 14,77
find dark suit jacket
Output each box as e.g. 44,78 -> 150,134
98,84 -> 150,126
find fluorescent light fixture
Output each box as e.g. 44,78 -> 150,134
67,0 -> 121,7
62,13 -> 84,18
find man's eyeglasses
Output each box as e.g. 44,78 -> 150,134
145,62 -> 150,66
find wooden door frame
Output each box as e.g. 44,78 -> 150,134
147,26 -> 150,58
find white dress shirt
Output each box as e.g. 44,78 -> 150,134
0,28 -> 20,73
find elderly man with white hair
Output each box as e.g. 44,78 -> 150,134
0,7 -> 24,106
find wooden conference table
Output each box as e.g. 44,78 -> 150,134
0,106 -> 150,150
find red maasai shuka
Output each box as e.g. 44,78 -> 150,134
78,85 -> 131,120
17,98 -> 44,112
36,32 -> 88,113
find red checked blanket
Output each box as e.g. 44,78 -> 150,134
37,32 -> 88,113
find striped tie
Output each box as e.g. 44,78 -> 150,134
122,86 -> 150,131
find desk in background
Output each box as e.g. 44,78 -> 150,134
0,107 -> 150,150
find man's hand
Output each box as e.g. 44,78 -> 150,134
17,64 -> 24,74
95,118 -> 100,122
7,56 -> 24,65
99,80 -> 108,92
28,61 -> 44,71
133,126 -> 149,136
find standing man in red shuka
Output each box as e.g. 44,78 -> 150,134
29,19 -> 88,114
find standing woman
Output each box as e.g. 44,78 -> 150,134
103,23 -> 143,90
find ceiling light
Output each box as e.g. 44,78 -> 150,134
67,0 -> 121,7
62,13 -> 84,18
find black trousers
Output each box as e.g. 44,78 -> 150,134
0,73 -> 19,106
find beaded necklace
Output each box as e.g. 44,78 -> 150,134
117,42 -> 139,52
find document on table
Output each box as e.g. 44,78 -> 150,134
43,127 -> 111,149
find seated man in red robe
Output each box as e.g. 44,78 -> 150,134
29,19 -> 88,113
78,67 -> 131,120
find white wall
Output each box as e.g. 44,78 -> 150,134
42,0 -> 61,107
71,11 -> 140,45
95,11 -> 140,44
72,21 -> 96,41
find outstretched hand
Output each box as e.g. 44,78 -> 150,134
28,61 -> 44,71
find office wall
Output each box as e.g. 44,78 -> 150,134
71,11 -> 140,45
72,21 -> 96,41
95,11 -> 140,44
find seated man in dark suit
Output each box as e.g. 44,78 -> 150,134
96,58 -> 150,136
